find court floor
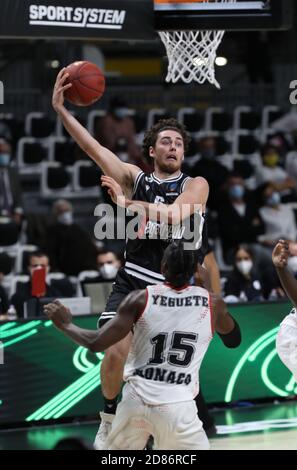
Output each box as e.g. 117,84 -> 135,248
211,429 -> 297,450
1,400 -> 297,450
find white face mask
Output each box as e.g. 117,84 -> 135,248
99,263 -> 118,280
57,211 -> 73,226
236,259 -> 253,275
288,256 -> 297,274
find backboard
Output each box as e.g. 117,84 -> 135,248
154,0 -> 293,31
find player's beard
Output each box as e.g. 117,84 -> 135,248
156,158 -> 181,175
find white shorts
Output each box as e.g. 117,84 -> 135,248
276,318 -> 297,382
105,383 -> 210,451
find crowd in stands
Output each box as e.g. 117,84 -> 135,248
2,101 -> 297,319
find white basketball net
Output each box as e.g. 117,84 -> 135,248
158,0 -> 237,89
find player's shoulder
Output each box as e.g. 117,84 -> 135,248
124,163 -> 144,181
183,175 -> 209,189
118,289 -> 147,320
124,289 -> 147,305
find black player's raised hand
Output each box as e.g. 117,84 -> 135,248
52,68 -> 72,111
101,175 -> 126,207
272,239 -> 290,268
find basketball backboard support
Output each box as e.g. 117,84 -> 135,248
154,0 -> 293,31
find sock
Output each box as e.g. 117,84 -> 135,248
104,396 -> 118,415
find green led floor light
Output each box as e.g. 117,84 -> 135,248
261,349 -> 289,397
73,346 -> 98,372
26,349 -> 104,421
248,335 -> 276,362
0,322 -> 17,332
225,327 -> 279,402
3,329 -> 38,348
1,321 -> 41,339
286,376 -> 296,392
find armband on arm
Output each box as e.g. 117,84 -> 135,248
217,315 -> 241,348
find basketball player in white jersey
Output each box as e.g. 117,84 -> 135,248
44,242 -> 241,450
272,240 -> 297,380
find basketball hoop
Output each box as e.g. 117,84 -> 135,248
158,0 -> 237,89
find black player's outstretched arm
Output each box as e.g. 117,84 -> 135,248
211,294 -> 241,348
52,68 -> 141,194
44,291 -> 146,352
272,240 -> 297,308
101,175 -> 208,224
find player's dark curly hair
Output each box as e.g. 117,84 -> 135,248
162,240 -> 197,288
142,118 -> 191,164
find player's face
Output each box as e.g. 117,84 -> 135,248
150,130 -> 184,174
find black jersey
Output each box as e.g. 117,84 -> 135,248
124,171 -> 208,284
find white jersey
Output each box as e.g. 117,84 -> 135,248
123,283 -> 214,405
280,307 -> 297,329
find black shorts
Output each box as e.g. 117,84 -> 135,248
98,268 -> 151,328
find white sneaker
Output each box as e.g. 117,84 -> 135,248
93,412 -> 115,450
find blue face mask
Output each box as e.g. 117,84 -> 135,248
229,184 -> 245,199
266,192 -> 281,207
113,108 -> 129,120
0,153 -> 10,166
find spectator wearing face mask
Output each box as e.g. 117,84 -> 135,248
224,245 -> 265,303
95,97 -> 143,167
255,145 -> 296,200
258,183 -> 297,253
0,139 -> 23,224
44,199 -> 98,276
96,249 -> 122,281
217,174 -> 265,264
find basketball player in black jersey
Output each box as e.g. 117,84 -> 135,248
53,69 -> 209,449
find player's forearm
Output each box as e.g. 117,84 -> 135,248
208,267 -> 222,295
60,319 -> 130,353
276,267 -> 297,307
58,323 -> 108,352
204,253 -> 222,295
125,199 -> 194,224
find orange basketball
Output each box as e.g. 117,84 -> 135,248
64,61 -> 105,107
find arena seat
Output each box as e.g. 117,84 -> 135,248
72,161 -> 101,197
9,274 -> 30,297
87,110 -> 106,136
25,112 -> 55,138
17,137 -> 49,174
234,106 -> 262,132
262,105 -> 284,133
40,162 -> 72,198
146,108 -> 171,129
205,107 -> 233,132
232,131 -> 260,156
177,107 -> 205,134
0,218 -> 20,248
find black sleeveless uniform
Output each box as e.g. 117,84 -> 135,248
98,171 -> 209,327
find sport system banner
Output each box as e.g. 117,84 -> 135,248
0,0 -> 154,41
